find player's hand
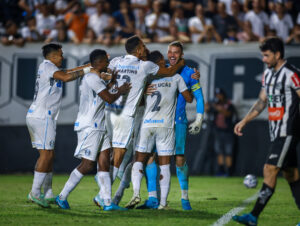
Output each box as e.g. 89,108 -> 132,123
145,84 -> 156,95
191,68 -> 200,80
234,120 -> 246,136
99,72 -> 112,81
188,113 -> 203,135
111,70 -> 119,83
177,58 -> 185,67
118,82 -> 131,95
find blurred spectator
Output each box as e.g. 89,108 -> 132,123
1,20 -> 25,47
54,0 -> 77,19
286,24 -> 300,44
269,2 -> 293,42
21,16 -> 43,42
169,0 -> 195,14
237,20 -> 259,42
219,0 -> 234,15
171,7 -> 189,38
158,24 -> 190,43
223,26 -> 238,44
205,0 -> 218,20
244,0 -> 269,38
112,0 -> 135,39
145,0 -> 170,42
88,1 -> 109,38
268,0 -> 293,13
130,0 -> 151,20
82,27 -> 96,44
205,88 -> 237,177
45,19 -> 79,44
198,24 -> 222,43
0,0 -> 24,26
244,0 -> 266,13
36,3 -> 56,38
65,2 -> 89,42
231,0 -> 244,30
97,16 -> 121,45
188,4 -> 213,43
135,9 -> 150,42
34,0 -> 55,14
213,2 -> 238,40
84,0 -> 99,16
18,0 -> 36,18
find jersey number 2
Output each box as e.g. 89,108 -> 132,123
151,91 -> 161,112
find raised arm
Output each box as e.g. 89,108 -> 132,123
155,58 -> 185,77
53,64 -> 91,82
234,89 -> 268,136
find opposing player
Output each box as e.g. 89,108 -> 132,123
26,43 -> 93,207
104,35 -> 184,184
55,49 -> 130,210
232,37 -> 300,226
140,41 -> 205,210
126,50 -> 193,209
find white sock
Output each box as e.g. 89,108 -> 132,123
95,171 -> 101,189
112,166 -> 119,183
59,168 -> 83,200
181,190 -> 189,200
98,171 -> 112,206
115,162 -> 132,198
43,172 -> 54,198
31,171 -> 47,197
159,164 -> 170,207
149,191 -> 157,198
131,162 -> 144,197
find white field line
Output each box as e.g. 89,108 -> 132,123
211,192 -> 259,226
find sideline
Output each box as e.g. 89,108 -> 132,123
211,192 -> 259,226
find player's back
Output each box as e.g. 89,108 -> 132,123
75,72 -> 107,131
106,55 -> 159,117
27,60 -> 62,120
143,74 -> 187,129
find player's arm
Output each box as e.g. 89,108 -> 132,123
188,80 -> 205,135
98,83 -> 131,104
53,64 -> 92,82
234,89 -> 267,136
155,58 -> 185,78
181,90 -> 193,103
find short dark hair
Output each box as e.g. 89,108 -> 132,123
89,49 -> 107,66
42,43 -> 62,58
148,51 -> 164,64
168,41 -> 183,53
125,35 -> 141,54
259,37 -> 284,59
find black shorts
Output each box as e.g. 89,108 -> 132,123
266,136 -> 299,169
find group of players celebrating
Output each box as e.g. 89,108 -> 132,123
26,35 -> 204,211
26,35 -> 300,225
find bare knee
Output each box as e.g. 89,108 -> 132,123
263,164 -> 280,188
98,149 -> 110,172
283,168 -> 300,183
78,159 -> 94,175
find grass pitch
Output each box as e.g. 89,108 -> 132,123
0,175 -> 299,226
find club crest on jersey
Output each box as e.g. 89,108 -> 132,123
85,149 -> 91,156
268,107 -> 284,121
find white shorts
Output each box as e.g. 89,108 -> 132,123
74,128 -> 111,161
26,116 -> 56,150
105,110 -> 134,148
136,127 -> 175,156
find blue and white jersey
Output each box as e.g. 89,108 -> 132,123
106,55 -> 159,117
142,74 -> 187,129
74,72 -> 107,131
175,65 -> 202,124
27,59 -> 61,120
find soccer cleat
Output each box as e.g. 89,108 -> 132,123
125,195 -> 141,209
55,196 -> 70,209
232,213 -> 257,226
136,197 -> 159,209
27,192 -> 50,208
181,199 -> 192,210
93,194 -> 104,209
103,203 -> 128,211
296,223 -> 300,226
157,204 -> 170,210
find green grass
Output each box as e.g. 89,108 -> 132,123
0,175 -> 299,226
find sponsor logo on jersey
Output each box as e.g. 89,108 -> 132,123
268,107 -> 284,121
269,154 -> 278,159
144,118 -> 164,124
268,94 -> 284,103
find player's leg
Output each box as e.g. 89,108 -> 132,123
283,167 -> 300,210
175,123 -> 192,210
224,133 -> 234,176
157,155 -> 171,209
233,136 -> 295,225
112,147 -> 127,181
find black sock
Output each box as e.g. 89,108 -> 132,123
289,179 -> 300,209
251,183 -> 274,217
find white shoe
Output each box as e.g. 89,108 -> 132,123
125,195 -> 141,209
158,204 -> 169,210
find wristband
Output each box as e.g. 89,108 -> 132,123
83,66 -> 91,74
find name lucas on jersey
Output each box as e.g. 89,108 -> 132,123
152,82 -> 171,88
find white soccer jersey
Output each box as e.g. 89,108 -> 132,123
106,55 -> 159,117
262,62 -> 300,141
27,59 -> 61,120
74,72 -> 107,131
142,74 -> 187,129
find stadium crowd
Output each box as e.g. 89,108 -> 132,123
1,0 -> 300,47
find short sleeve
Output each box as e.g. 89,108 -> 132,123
176,74 -> 188,93
85,73 -> 107,94
45,62 -> 59,79
289,72 -> 300,90
108,56 -> 120,71
143,61 -> 159,76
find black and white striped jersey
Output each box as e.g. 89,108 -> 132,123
262,62 -> 300,141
